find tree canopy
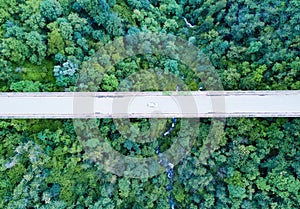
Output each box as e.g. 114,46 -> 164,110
0,0 -> 299,208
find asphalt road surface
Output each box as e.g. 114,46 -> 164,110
0,91 -> 299,118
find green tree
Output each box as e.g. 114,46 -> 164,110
40,0 -> 62,22
101,74 -> 119,91
25,31 -> 47,64
1,38 -> 29,64
47,29 -> 65,55
10,80 -> 42,92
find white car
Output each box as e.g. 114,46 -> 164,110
147,102 -> 158,108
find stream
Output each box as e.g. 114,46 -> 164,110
156,117 -> 177,209
155,83 -> 182,209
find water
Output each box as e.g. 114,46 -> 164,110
155,83 -> 182,209
156,118 -> 177,209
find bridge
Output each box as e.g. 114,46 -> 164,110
0,91 -> 299,118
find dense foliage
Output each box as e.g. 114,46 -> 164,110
0,0 -> 299,208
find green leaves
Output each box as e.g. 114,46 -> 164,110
25,31 -> 47,64
47,29 -> 65,56
228,185 -> 246,199
1,37 -> 29,64
255,177 -> 270,192
0,0 -> 300,208
118,178 -> 130,198
86,138 -> 101,148
101,74 -> 119,91
247,41 -> 263,54
40,0 -> 62,22
10,80 -> 42,92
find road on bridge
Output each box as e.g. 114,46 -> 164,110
0,91 -> 299,118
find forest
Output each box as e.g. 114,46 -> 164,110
0,0 -> 300,208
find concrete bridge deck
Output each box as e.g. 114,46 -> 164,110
0,91 -> 299,118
